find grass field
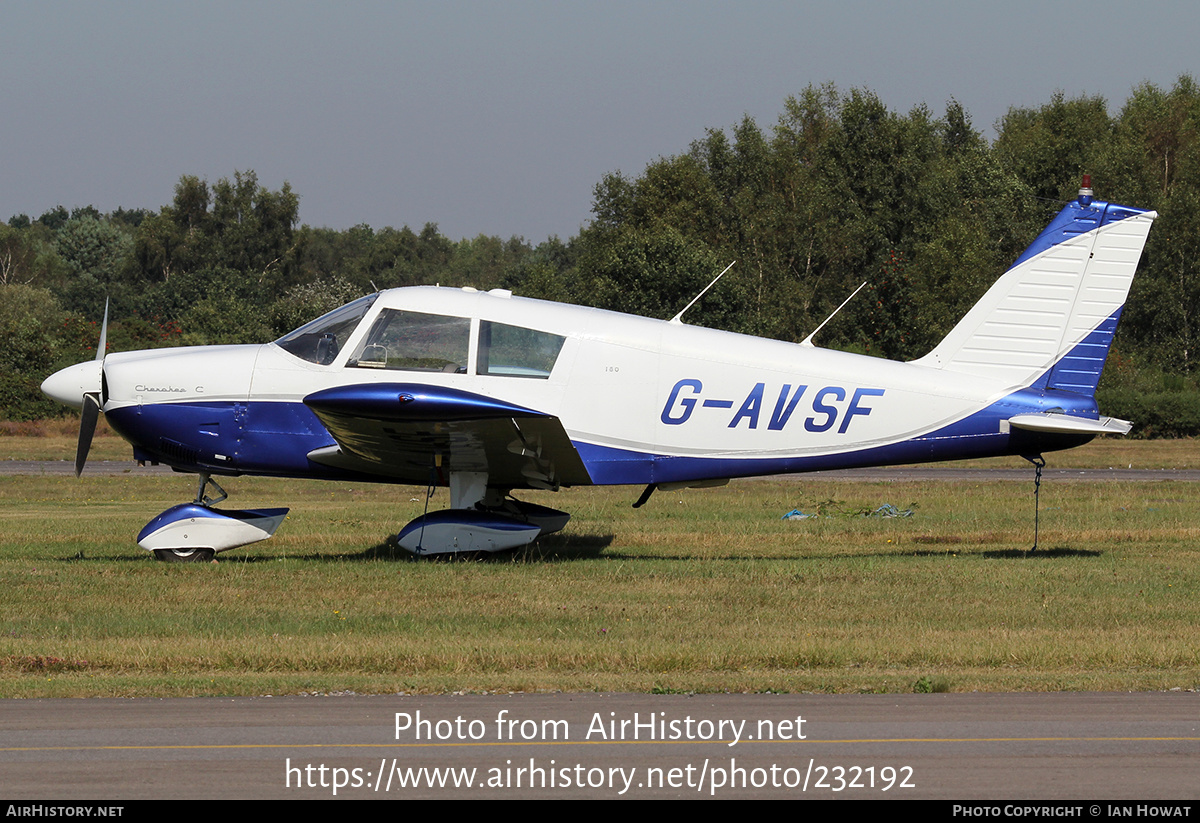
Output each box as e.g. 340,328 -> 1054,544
2,427 -> 1199,698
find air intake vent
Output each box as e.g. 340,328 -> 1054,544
159,438 -> 198,466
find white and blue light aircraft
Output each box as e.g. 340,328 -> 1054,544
41,184 -> 1155,560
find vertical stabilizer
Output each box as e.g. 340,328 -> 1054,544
911,196 -> 1155,394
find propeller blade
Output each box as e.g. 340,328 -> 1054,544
75,393 -> 100,477
95,298 -> 109,361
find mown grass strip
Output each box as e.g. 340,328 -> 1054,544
1,462 -> 1198,697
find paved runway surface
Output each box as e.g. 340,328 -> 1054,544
1,692 -> 1198,799
0,460 -> 174,476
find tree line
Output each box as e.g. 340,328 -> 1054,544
4,78 -> 1200,435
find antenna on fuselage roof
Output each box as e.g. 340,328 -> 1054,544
800,281 -> 867,348
669,261 -> 736,324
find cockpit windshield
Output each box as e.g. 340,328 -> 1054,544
275,293 -> 378,365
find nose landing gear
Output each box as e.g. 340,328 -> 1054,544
138,474 -> 289,562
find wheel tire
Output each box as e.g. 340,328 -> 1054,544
153,548 -> 215,563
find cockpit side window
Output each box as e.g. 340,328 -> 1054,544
348,309 -> 470,372
477,321 -> 565,379
275,293 -> 378,365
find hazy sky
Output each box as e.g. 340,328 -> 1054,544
2,1 -> 1196,242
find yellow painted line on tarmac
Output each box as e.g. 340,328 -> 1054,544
3,735 -> 1199,753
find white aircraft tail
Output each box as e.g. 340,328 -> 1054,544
912,190 -> 1156,396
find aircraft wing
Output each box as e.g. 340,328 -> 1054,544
302,383 -> 592,489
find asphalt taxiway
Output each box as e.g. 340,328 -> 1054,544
1,692 -> 1198,799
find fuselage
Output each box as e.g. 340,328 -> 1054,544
89,285 -> 1093,488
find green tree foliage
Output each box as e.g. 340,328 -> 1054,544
995,92 -> 1114,202
205,171 -> 300,280
445,234 -> 533,291
0,285 -> 70,375
863,250 -> 915,357
54,215 -> 134,313
0,285 -> 78,419
269,275 -> 364,336
0,223 -> 39,286
501,237 -> 577,302
291,221 -> 512,293
574,222 -> 721,321
0,221 -> 69,291
36,206 -> 69,231
1094,78 -> 1200,375
178,284 -> 274,346
127,171 -> 300,292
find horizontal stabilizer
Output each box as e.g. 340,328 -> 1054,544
1005,413 -> 1132,436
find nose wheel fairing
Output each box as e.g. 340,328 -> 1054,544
137,504 -> 289,560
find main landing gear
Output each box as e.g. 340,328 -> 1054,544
396,472 -> 570,555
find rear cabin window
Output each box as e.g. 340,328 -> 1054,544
477,321 -> 565,379
349,309 -> 470,372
